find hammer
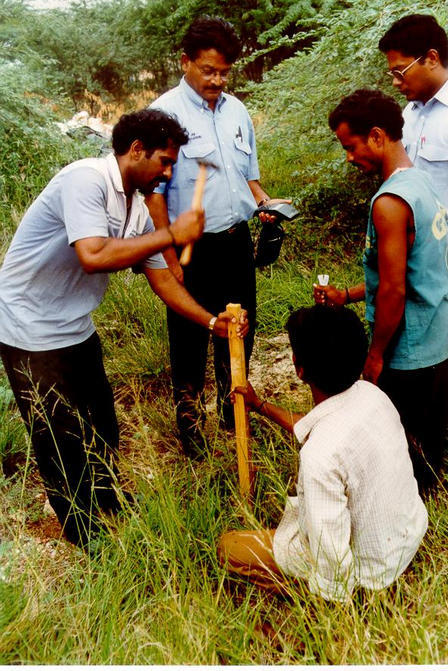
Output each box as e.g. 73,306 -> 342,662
179,158 -> 219,266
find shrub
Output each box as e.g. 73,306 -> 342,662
246,0 -> 448,250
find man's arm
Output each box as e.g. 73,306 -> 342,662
234,381 -> 303,432
144,267 -> 248,339
146,192 -> 184,284
248,180 -> 292,223
363,195 -> 410,384
314,283 -> 366,307
248,179 -> 271,207
74,209 -> 202,274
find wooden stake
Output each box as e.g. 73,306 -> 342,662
227,302 -> 253,503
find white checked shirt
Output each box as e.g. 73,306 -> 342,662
273,380 -> 428,602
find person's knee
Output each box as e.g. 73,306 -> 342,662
217,529 -> 276,568
217,530 -> 238,566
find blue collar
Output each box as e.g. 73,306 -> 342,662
180,76 -> 226,112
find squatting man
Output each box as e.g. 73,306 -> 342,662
218,305 -> 427,602
0,109 -> 248,548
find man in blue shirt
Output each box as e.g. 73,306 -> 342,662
0,109 -> 247,547
379,14 -> 448,206
314,89 -> 448,493
147,16 -> 287,458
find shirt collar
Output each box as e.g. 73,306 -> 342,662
106,152 -> 125,194
412,79 -> 448,110
180,76 -> 226,111
434,79 -> 448,106
293,380 -> 363,445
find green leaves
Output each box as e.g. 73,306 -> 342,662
246,0 -> 448,244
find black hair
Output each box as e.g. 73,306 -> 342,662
379,14 -> 448,67
181,15 -> 241,63
328,88 -> 403,141
286,305 -> 368,396
112,109 -> 188,156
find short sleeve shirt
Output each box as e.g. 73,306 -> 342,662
150,77 -> 261,233
0,154 -> 166,351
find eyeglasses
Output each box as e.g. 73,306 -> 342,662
193,63 -> 231,81
387,56 -> 422,82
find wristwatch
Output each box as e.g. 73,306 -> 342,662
208,316 -> 217,331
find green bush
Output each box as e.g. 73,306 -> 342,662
0,62 -> 99,249
247,0 -> 448,247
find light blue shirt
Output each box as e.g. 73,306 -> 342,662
150,77 -> 261,233
402,79 -> 448,206
0,154 -> 166,351
363,168 -> 448,370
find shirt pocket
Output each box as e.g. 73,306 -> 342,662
418,143 -> 448,162
180,142 -> 218,183
233,138 -> 252,177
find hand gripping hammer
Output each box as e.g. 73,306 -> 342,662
179,158 -> 219,266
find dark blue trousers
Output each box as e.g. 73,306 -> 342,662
167,221 -> 256,454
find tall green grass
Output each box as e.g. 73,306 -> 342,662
1,403 -> 447,664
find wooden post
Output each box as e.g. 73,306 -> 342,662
227,302 -> 253,503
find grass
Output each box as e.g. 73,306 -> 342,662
1,251 -> 447,664
1,403 -> 447,664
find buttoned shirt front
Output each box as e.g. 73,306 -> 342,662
402,79 -> 448,205
273,380 -> 427,602
150,77 -> 261,232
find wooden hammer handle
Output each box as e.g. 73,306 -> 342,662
179,164 -> 207,266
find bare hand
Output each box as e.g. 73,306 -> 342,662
258,198 -> 292,224
170,209 -> 205,247
231,381 -> 260,411
362,351 -> 384,385
212,308 -> 249,339
313,283 -> 346,307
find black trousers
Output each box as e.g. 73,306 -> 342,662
167,221 -> 256,447
0,333 -> 120,546
379,357 -> 448,492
